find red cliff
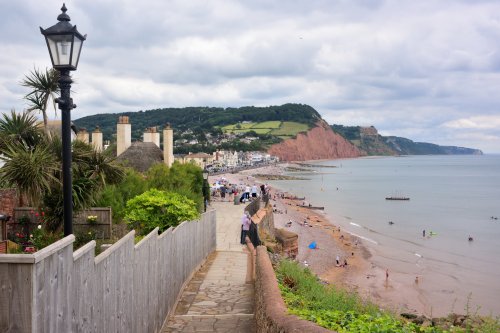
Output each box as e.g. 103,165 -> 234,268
267,122 -> 363,161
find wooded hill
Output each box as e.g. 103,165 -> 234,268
332,125 -> 483,155
74,103 -> 321,142
74,104 -> 482,155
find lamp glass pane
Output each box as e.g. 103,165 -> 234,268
71,37 -> 82,68
47,34 -> 73,66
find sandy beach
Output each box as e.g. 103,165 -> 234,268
210,163 -> 430,317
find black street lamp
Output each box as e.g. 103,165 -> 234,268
40,4 -> 86,236
202,169 -> 210,212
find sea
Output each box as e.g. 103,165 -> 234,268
268,154 -> 500,316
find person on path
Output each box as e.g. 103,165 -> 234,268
336,255 -> 340,266
251,185 -> 258,198
240,212 -> 251,244
244,185 -> 251,201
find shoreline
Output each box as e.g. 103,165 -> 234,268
211,163 -> 430,317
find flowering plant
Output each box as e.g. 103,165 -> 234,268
87,215 -> 98,224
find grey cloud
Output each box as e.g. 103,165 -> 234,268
2,0 -> 500,152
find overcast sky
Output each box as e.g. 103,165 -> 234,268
1,0 -> 500,153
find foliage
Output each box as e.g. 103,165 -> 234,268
96,168 -> 148,224
73,103 -> 321,143
73,230 -> 97,249
87,215 -> 98,224
21,67 -> 60,137
277,260 -> 427,332
96,163 -> 204,224
331,124 -> 482,156
30,226 -> 62,251
124,189 -> 199,235
276,260 -> 499,332
0,111 -> 124,231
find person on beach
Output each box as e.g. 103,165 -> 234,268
336,255 -> 340,266
423,229 -> 426,237
386,269 -> 389,280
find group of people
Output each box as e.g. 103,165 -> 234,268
335,254 -> 348,267
211,179 -> 269,204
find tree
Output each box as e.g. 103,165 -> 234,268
0,110 -> 124,231
125,189 -> 199,235
0,111 -> 56,206
0,110 -> 44,152
40,137 -> 125,231
21,68 -> 60,138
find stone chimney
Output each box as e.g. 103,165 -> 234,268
163,123 -> 174,167
117,116 -> 131,156
143,126 -> 160,148
76,128 -> 89,144
92,126 -> 103,152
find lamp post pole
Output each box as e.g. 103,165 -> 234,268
202,169 -> 209,212
40,4 -> 86,236
59,70 -> 74,236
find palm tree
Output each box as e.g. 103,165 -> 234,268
21,68 -> 60,138
0,110 -> 44,152
0,111 -> 57,206
1,111 -> 125,231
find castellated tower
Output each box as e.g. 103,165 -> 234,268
117,116 -> 131,157
92,126 -> 103,152
76,128 -> 89,144
143,127 -> 160,148
163,123 -> 174,167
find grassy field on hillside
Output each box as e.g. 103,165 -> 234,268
221,121 -> 310,138
251,121 -> 281,129
271,122 -> 309,136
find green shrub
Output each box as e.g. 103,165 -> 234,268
125,189 -> 199,235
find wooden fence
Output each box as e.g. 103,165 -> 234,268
0,210 -> 216,333
12,207 -> 113,239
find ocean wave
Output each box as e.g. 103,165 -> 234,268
349,232 -> 378,245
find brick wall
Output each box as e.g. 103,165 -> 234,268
0,189 -> 16,218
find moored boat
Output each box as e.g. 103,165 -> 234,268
385,196 -> 410,201
298,205 -> 325,210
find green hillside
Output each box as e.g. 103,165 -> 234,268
332,125 -> 483,155
74,103 -> 321,142
73,103 -> 482,156
220,121 -> 309,139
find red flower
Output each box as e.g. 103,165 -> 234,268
35,213 -> 39,217
41,212 -> 45,216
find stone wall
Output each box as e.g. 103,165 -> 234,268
258,202 -> 298,259
254,246 -> 334,333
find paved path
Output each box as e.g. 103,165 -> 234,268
161,201 -> 256,332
